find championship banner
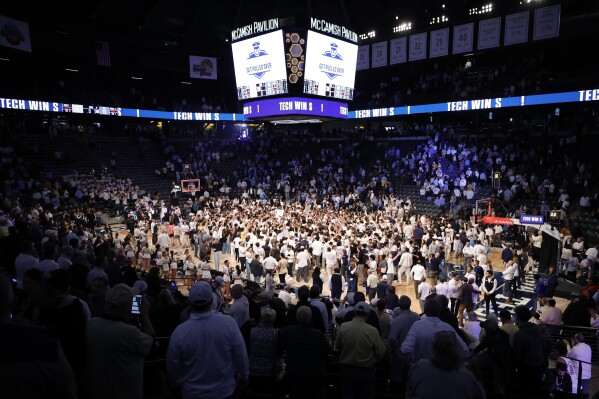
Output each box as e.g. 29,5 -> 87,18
453,23 -> 474,54
533,4 -> 560,41
389,37 -> 407,64
0,15 -> 32,52
478,17 -> 501,50
371,41 -> 388,68
409,32 -> 427,61
429,28 -> 449,58
356,45 -> 369,70
189,56 -> 217,80
504,11 -> 529,46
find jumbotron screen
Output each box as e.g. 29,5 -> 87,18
303,30 -> 358,101
231,30 -> 288,100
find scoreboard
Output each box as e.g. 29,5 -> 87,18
231,30 -> 288,100
302,30 -> 358,100
231,19 -> 358,106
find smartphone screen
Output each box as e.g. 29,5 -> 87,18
131,294 -> 142,315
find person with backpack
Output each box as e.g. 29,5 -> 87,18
482,270 -> 499,315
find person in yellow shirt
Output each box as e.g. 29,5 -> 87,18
336,301 -> 386,399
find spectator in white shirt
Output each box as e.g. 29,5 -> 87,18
502,261 -> 516,303
585,245 -> 598,275
567,333 -> 592,395
323,247 -> 338,276
310,236 -> 324,268
463,242 -> 475,268
539,299 -> 562,325
417,277 -> 430,313
411,262 -> 426,297
435,278 -> 449,298
397,249 -> 413,285
262,255 -> 277,272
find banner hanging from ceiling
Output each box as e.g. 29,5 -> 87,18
0,15 -> 32,52
189,55 -> 218,80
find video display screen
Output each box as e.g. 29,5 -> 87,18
303,30 -> 358,101
231,30 -> 288,100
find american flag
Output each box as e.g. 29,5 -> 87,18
95,40 -> 111,67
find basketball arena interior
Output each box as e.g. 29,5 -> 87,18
1,1 -> 599,398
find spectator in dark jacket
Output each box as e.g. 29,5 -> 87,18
286,286 -> 326,332
250,258 -> 263,283
501,244 -> 513,264
385,286 -> 400,311
512,305 -> 549,393
281,306 -> 331,399
341,291 -> 381,333
376,275 -> 389,300
470,315 -> 511,394
563,295 -> 591,327
457,278 -> 479,327
248,309 -> 281,387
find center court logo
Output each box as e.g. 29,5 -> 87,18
246,41 -> 271,79
320,42 -> 345,80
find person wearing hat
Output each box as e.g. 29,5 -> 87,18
86,284 -> 154,399
167,281 -> 249,399
336,301 -> 386,399
324,42 -> 343,60
249,41 -> 267,58
470,314 -> 511,394
341,291 -> 381,334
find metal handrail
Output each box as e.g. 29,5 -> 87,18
557,355 -> 593,394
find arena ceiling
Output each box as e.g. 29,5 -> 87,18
0,0 -> 597,86
3,0 -> 593,59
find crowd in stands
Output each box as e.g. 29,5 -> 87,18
1,167 -> 598,398
3,122 -> 599,398
154,123 -> 597,228
355,50 -> 550,110
354,33 -> 598,111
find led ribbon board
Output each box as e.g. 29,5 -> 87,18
243,97 -> 348,119
2,88 -> 599,121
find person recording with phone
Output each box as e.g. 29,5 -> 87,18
86,284 -> 155,399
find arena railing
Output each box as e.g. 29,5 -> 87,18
555,355 -> 596,396
545,324 -> 599,364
